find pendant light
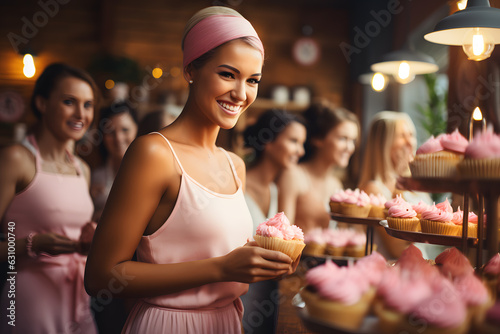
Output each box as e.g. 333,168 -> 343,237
370,0 -> 439,85
370,48 -> 439,84
424,0 -> 500,61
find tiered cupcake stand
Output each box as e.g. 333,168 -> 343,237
294,176 -> 500,333
388,176 -> 500,268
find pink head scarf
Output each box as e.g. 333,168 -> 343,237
183,14 -> 264,69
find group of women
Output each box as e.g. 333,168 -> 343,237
0,5 -> 428,334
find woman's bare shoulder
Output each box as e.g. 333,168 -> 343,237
0,143 -> 35,173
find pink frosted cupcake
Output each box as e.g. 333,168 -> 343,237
254,212 -> 305,260
345,231 -> 366,258
458,125 -> 500,179
301,261 -> 373,330
454,274 -> 494,330
452,207 -> 480,238
420,204 -> 457,236
340,189 -> 372,218
329,191 -> 345,214
303,228 -> 327,256
324,229 -> 349,257
412,200 -> 430,219
435,247 -> 474,279
368,193 -> 387,218
410,277 -> 469,334
386,201 -> 420,232
410,129 -> 467,178
384,194 -> 406,217
374,273 -> 433,334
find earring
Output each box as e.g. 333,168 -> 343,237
189,80 -> 193,84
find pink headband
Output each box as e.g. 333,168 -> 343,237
183,14 -> 264,69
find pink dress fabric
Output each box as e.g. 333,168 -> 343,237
0,135 -> 97,334
121,133 -> 253,334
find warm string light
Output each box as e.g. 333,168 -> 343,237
23,54 -> 36,78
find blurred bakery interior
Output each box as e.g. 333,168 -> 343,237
1,0 -> 500,333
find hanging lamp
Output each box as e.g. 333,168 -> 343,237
370,48 -> 439,84
424,0 -> 500,61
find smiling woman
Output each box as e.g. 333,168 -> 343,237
0,63 -> 99,334
84,6 -> 299,334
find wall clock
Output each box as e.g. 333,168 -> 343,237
292,37 -> 320,66
0,91 -> 25,123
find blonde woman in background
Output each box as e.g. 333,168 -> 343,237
358,111 -> 443,259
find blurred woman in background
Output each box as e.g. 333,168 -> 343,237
91,102 -> 138,221
0,63 -> 99,333
241,109 -> 306,333
278,101 -> 359,233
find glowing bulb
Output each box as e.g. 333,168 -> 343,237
105,79 -> 115,89
23,54 -> 36,78
393,61 -> 415,84
152,67 -> 163,79
457,0 -> 467,11
371,72 -> 386,92
462,28 -> 495,61
473,107 -> 483,121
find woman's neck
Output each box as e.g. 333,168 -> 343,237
302,156 -> 334,178
34,126 -> 72,162
167,106 -> 220,151
247,158 -> 281,186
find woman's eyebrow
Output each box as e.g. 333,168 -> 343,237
217,64 -> 261,77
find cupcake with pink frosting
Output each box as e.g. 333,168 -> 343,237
458,125 -> 500,179
435,247 -> 474,279
324,228 -> 349,257
254,212 -> 305,260
383,194 -> 406,217
412,200 -> 430,219
454,273 -> 494,330
301,260 -> 374,330
420,204 -> 457,236
386,200 -> 420,232
329,190 -> 346,214
345,231 -> 367,258
368,193 -> 387,218
410,277 -> 469,334
339,188 -> 372,218
303,228 -> 327,256
410,129 -> 468,178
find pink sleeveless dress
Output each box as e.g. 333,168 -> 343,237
121,133 -> 253,334
0,135 -> 97,334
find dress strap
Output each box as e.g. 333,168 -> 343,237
150,132 -> 185,174
24,134 -> 42,170
218,147 -> 241,187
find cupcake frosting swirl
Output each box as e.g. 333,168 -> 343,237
388,201 -> 417,218
416,135 -> 444,154
412,200 -> 430,215
454,274 -> 490,306
465,125 -> 500,159
421,204 -> 453,222
413,278 -> 466,329
256,212 -> 304,240
384,194 -> 405,209
440,128 -> 469,153
436,198 -> 453,213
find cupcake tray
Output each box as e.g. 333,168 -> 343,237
380,220 -> 481,248
293,292 -> 378,334
330,213 -> 383,227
